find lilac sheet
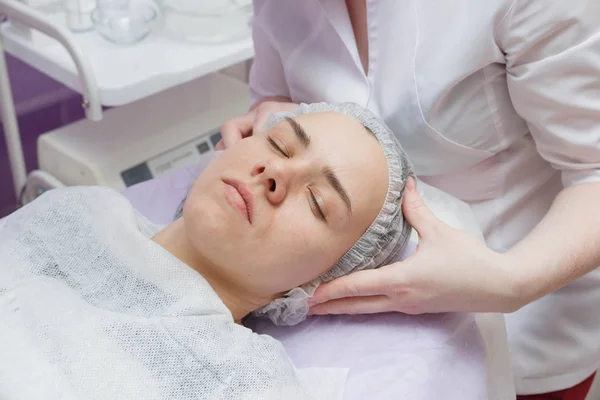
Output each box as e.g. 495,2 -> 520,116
121,153 -> 496,399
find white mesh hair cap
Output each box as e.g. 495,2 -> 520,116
252,102 -> 415,326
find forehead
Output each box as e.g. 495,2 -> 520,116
293,111 -> 370,141
291,112 -> 382,162
269,112 -> 379,152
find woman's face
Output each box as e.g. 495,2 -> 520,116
183,112 -> 388,298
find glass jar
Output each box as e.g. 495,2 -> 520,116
62,0 -> 97,32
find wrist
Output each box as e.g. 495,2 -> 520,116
496,251 -> 540,312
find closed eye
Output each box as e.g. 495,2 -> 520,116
309,189 -> 327,222
267,136 -> 289,158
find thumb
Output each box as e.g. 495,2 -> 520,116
253,102 -> 301,135
214,139 -> 225,151
220,112 -> 255,149
309,269 -> 388,306
402,177 -> 439,237
253,107 -> 275,134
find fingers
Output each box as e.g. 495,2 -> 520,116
402,177 -> 440,236
308,295 -> 391,315
220,112 -> 256,149
219,101 -> 300,150
308,269 -> 389,306
253,101 -> 300,131
253,105 -> 276,133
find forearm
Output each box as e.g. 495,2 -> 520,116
505,181 -> 600,306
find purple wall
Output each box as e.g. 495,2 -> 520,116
0,54 -> 86,217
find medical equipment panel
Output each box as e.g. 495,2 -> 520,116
37,72 -> 249,191
120,128 -> 223,187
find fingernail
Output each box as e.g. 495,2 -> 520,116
406,177 -> 416,192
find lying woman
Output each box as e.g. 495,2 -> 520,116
0,103 -> 413,399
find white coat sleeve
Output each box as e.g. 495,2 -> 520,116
501,0 -> 600,188
248,0 -> 291,105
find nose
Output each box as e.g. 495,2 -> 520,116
252,159 -> 291,205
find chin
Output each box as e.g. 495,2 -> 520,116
183,200 -> 224,239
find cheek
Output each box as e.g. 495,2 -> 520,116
203,140 -> 265,174
229,136 -> 269,161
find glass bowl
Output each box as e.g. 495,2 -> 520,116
91,2 -> 159,45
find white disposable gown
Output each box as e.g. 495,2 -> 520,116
0,187 -> 346,400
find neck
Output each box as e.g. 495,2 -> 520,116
152,219 -> 270,323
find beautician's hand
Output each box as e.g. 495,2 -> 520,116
216,98 -> 299,150
309,178 -> 526,316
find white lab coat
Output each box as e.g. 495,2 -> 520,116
249,0 -> 600,394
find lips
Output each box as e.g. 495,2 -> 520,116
223,179 -> 254,224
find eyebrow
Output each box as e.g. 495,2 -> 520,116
285,117 -> 311,147
323,165 -> 353,215
284,117 -> 353,215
